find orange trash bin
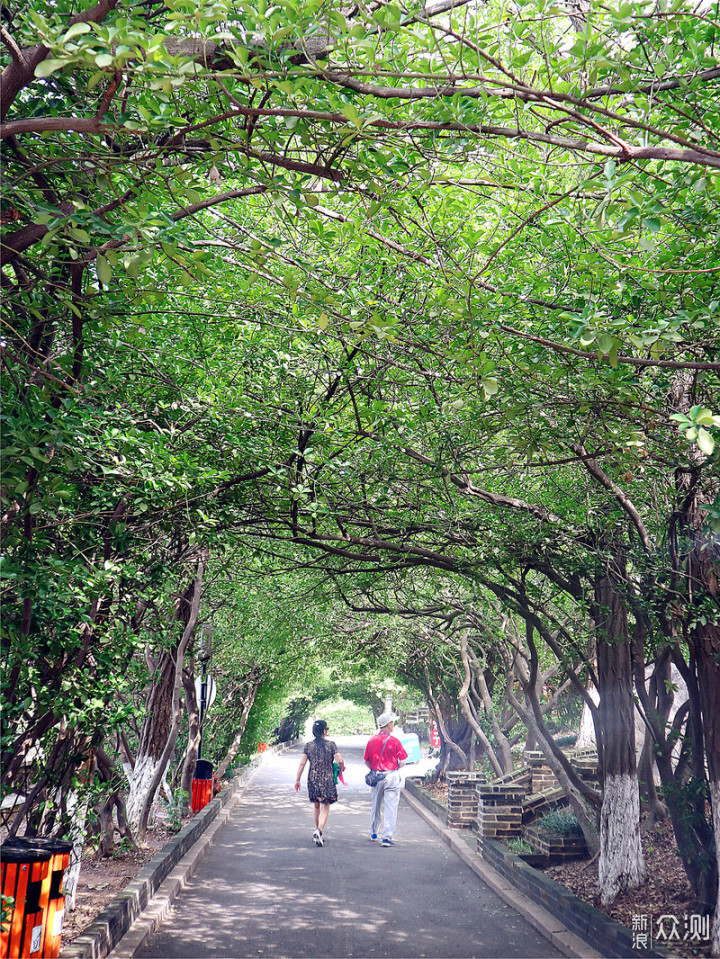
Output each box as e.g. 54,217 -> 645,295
191,759 -> 214,813
27,839 -> 72,959
1,839 -> 52,959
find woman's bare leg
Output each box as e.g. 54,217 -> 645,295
313,801 -> 321,829
318,802 -> 330,834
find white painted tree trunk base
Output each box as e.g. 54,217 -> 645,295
576,686 -> 599,749
710,781 -> 720,959
63,791 -> 89,911
126,754 -> 160,831
598,773 -> 647,907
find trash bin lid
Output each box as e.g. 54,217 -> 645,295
22,837 -> 73,856
194,759 -> 213,780
0,838 -> 53,863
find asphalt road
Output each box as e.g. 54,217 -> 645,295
135,737 -> 562,959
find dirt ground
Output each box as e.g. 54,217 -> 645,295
61,818 -> 191,950
418,780 -> 712,959
546,824 -> 711,959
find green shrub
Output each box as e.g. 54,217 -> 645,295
537,808 -> 583,837
165,789 -> 189,833
553,733 -> 578,748
315,698 -> 375,735
507,837 -> 534,855
1,894 -> 14,932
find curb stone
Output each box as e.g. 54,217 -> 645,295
402,783 -> 678,959
402,787 -> 599,959
63,742 -> 296,959
403,774 -> 448,824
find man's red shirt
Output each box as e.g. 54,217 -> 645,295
364,731 -> 408,771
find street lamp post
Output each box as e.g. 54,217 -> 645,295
195,622 -> 215,761
190,623 -> 217,814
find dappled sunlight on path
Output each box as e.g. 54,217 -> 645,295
135,738 -> 561,958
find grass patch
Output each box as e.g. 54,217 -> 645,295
506,837 -> 534,855
537,809 -> 583,837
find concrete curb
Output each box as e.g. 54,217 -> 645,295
63,743 -> 296,959
402,785 -> 677,959
404,775 -> 447,824
402,788 -> 602,959
106,772 -> 250,959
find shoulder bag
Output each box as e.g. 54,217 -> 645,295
365,734 -> 391,787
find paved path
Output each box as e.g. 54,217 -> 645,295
135,737 -> 562,959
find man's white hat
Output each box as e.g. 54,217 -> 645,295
377,711 -> 399,728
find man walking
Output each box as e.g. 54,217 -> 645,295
364,711 -> 408,847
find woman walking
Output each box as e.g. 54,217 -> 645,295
294,719 -> 344,846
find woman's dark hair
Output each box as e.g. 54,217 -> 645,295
312,719 -> 328,743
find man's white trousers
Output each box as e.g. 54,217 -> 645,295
370,770 -> 402,841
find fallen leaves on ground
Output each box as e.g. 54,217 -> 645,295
417,780 -> 712,959
543,824 -> 711,959
61,823 -> 189,948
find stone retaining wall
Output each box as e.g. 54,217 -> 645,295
476,784 -> 525,844
481,838 -> 671,959
446,771 -> 485,829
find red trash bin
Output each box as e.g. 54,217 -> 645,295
1,838 -> 52,959
430,720 -> 440,748
191,759 -> 214,813
28,839 -> 72,959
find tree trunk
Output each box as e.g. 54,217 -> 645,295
594,567 -> 647,906
179,668 -> 201,805
125,651 -> 175,829
215,669 -> 261,779
136,556 -> 205,842
575,683 -> 599,749
457,632 -> 505,777
510,613 -> 601,853
59,750 -> 95,910
668,372 -> 719,944
691,561 -> 720,951
635,644 -> 671,829
710,778 -> 720,959
507,682 -> 600,855
423,665 -> 469,771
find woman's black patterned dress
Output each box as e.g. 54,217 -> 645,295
303,739 -> 338,804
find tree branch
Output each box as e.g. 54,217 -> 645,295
497,323 -> 720,372
0,0 -> 121,121
572,443 -> 652,551
358,428 -> 564,524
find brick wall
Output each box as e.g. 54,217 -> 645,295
523,822 -> 587,860
404,777 -> 448,825
446,771 -> 485,829
481,839 -> 671,959
490,765 -> 531,791
476,784 -> 525,848
521,786 -> 565,825
524,751 -> 557,793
